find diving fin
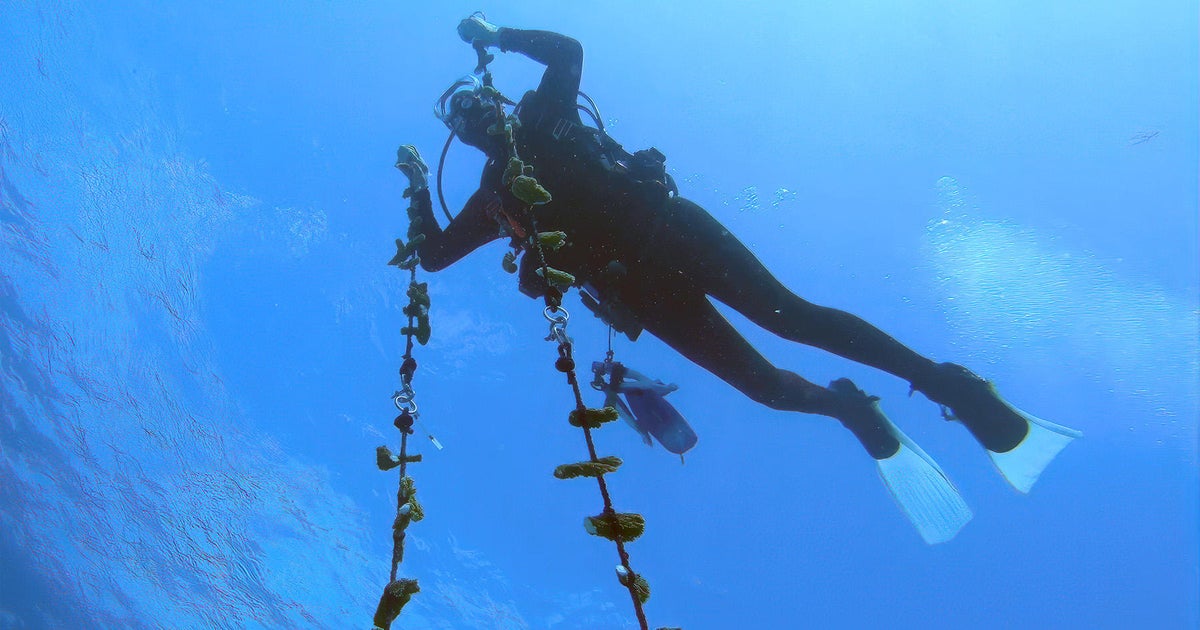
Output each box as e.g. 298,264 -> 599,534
606,391 -> 652,446
985,407 -> 1082,494
875,419 -> 974,545
831,378 -> 972,543
917,363 -> 1081,494
592,360 -> 697,454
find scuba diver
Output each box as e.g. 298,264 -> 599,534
393,15 -> 1081,544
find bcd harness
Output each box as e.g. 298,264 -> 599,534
504,89 -> 676,342
513,89 -> 679,207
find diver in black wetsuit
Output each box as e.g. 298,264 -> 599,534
393,16 -> 1081,543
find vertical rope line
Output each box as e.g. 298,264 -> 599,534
373,178 -> 427,629
476,62 -> 654,628
389,431 -> 410,583
536,228 -> 649,630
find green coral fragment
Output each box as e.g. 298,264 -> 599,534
400,318 -> 431,345
397,283 -> 432,344
502,250 -> 518,273
537,231 -> 568,251
483,106 -> 515,143
382,450 -> 423,468
376,445 -> 401,471
394,510 -> 412,538
399,282 -> 431,344
510,175 -> 552,205
631,575 -> 651,604
568,406 -> 619,429
535,266 -> 576,290
406,282 -> 430,308
554,455 -> 622,479
502,161 -> 523,185
372,578 -> 420,630
502,157 -> 524,185
400,476 -> 424,522
388,236 -> 425,267
487,120 -> 511,138
584,511 -> 645,543
407,498 -> 424,522
616,566 -> 650,603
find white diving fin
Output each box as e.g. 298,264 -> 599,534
986,408 -> 1082,494
875,419 -> 974,545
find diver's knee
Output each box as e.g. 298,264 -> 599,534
768,298 -> 825,338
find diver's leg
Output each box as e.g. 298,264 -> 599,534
648,198 -> 1078,491
648,198 -> 941,385
627,283 -> 899,457
628,285 -> 972,543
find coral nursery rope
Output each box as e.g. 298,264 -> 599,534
483,61 -> 653,625
370,162 -> 434,630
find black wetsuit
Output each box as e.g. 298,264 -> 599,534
414,29 -> 951,459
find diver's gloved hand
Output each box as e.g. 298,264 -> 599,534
394,144 -> 429,192
457,14 -> 501,48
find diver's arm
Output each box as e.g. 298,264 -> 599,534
459,17 -> 583,111
496,29 -> 584,110
396,144 -> 499,271
411,187 -> 500,273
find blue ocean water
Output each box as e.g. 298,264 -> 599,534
1,1 -> 1196,628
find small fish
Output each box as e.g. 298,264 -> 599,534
1128,130 -> 1159,145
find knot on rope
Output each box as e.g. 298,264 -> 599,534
393,411 -> 415,434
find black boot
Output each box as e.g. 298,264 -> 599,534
912,362 -> 1029,453
827,378 -> 973,544
912,363 -> 1082,493
828,378 -> 899,460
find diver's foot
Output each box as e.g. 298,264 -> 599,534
827,378 -> 972,544
916,363 -> 1028,452
914,363 -> 1082,493
828,378 -> 896,459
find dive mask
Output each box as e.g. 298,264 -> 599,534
433,74 -> 495,131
